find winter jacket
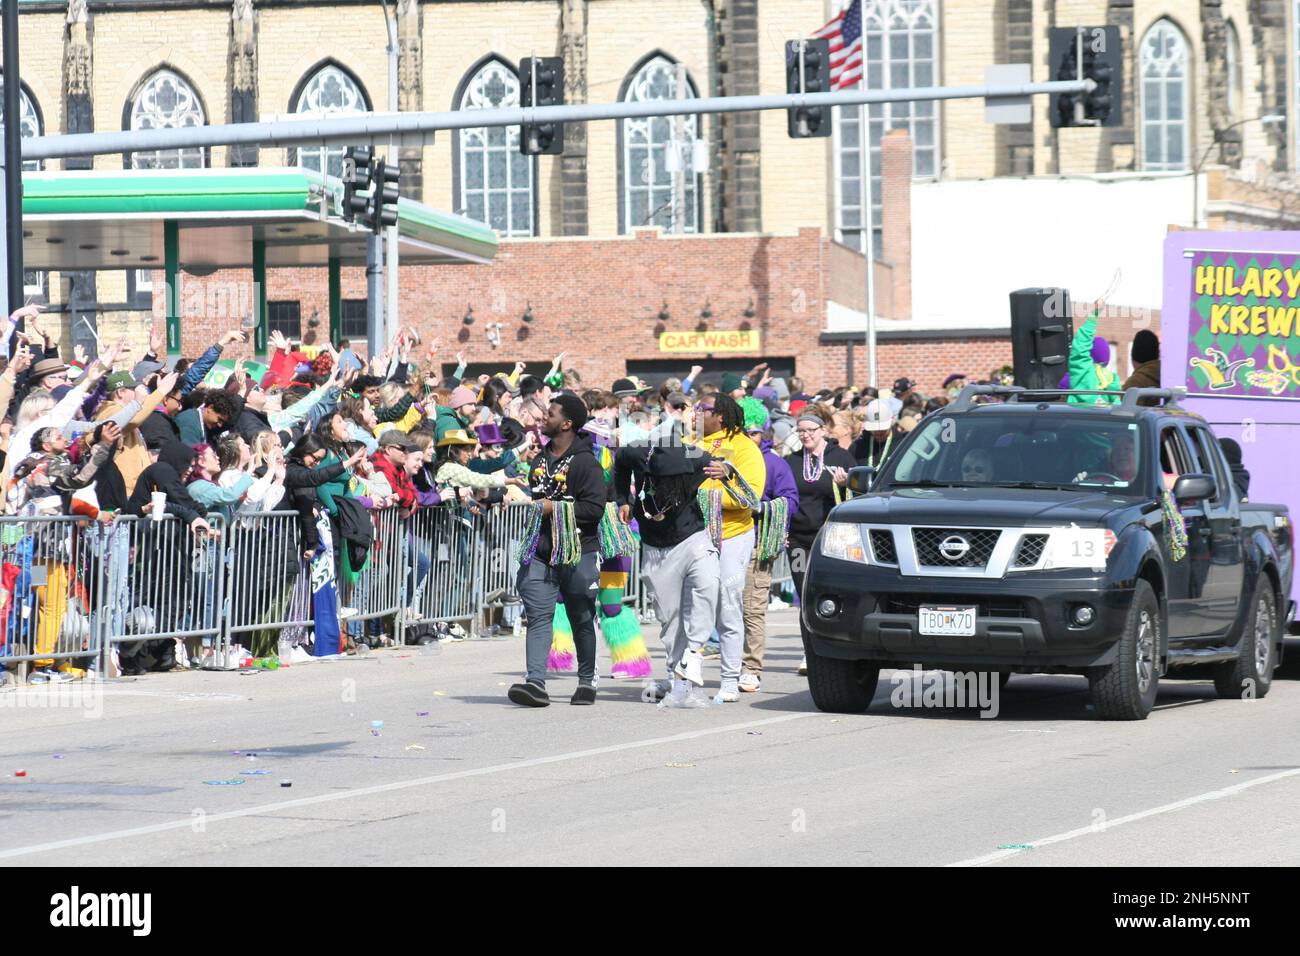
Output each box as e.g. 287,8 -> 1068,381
760,442 -> 800,513
11,442 -> 113,515
187,473 -> 253,523
370,451 -> 417,512
433,404 -> 470,442
313,451 -> 357,516
175,406 -> 208,446
785,443 -> 857,544
434,460 -> 508,494
181,343 -> 224,396
95,382 -> 170,497
525,435 -> 607,557
1122,359 -> 1161,391
687,430 -> 767,541
284,458 -> 347,552
1067,312 -> 1121,405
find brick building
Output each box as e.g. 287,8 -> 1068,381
6,0 -> 1300,392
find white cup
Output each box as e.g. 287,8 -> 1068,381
150,491 -> 166,522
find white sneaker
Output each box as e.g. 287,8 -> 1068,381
339,606 -> 359,620
797,656 -> 808,676
715,681 -> 740,703
738,672 -> 761,693
658,679 -> 714,709
674,648 -> 704,687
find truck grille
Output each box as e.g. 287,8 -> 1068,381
869,529 -> 897,565
879,594 -> 1028,619
912,528 -> 1001,568
1013,534 -> 1050,568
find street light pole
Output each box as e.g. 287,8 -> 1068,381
1190,114 -> 1285,228
381,0 -> 399,347
3,0 -> 24,314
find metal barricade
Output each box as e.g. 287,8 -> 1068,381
402,505 -> 481,634
337,506 -> 405,642
225,510 -> 310,660
99,513 -> 227,672
0,515 -> 101,677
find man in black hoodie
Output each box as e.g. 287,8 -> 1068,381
615,438 -> 719,706
507,394 -> 607,708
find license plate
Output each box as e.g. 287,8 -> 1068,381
919,605 -> 976,637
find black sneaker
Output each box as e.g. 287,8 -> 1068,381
571,684 -> 597,706
507,682 -> 550,708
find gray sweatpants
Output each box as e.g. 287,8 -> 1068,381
518,552 -> 600,688
640,530 -> 720,672
716,530 -> 756,683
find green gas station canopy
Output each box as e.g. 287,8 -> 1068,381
20,167 -> 498,272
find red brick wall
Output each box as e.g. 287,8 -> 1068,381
164,227 -> 850,388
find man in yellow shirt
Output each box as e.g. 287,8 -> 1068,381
686,394 -> 766,701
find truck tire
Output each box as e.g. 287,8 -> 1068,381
1213,576 -> 1277,700
1088,579 -> 1160,720
805,641 -> 880,714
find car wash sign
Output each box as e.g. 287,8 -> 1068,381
1188,251 -> 1300,400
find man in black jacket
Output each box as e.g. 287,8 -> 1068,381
508,394 -> 607,708
615,440 -> 720,706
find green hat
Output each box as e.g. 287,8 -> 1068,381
720,372 -> 745,394
106,371 -> 136,392
739,396 -> 769,433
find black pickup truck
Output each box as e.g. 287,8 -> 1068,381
800,386 -> 1294,720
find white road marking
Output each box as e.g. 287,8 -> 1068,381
0,711 -> 820,861
948,766 -> 1300,867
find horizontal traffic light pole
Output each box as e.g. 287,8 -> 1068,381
22,78 -> 1093,161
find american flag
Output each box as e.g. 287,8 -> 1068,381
813,0 -> 864,91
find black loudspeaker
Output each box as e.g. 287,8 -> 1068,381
1009,288 -> 1073,390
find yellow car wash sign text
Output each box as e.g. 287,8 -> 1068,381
659,329 -> 761,353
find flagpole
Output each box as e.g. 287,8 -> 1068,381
862,86 -> 877,389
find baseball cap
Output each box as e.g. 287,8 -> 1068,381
377,429 -> 418,451
863,397 -> 902,432
611,377 -> 639,397
664,391 -> 689,409
893,377 -> 915,395
106,371 -> 136,393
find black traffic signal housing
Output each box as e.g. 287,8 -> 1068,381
786,39 -> 832,138
520,56 -> 565,155
370,159 -> 401,232
1049,25 -> 1122,128
342,145 -> 374,226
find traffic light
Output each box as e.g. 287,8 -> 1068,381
520,56 -> 565,155
371,159 -> 401,231
1049,25 -> 1122,128
342,145 -> 374,226
786,39 -> 832,138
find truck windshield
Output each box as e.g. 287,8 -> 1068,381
879,414 -> 1146,494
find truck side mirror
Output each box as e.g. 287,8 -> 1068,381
1173,473 -> 1216,503
848,466 -> 876,495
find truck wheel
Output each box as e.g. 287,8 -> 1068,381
1088,579 -> 1160,720
1213,577 -> 1277,700
805,641 -> 880,714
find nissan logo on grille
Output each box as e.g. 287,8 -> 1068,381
939,535 -> 971,561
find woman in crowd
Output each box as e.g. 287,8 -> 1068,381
785,406 -> 856,676
433,429 -> 522,510
284,433 -> 365,656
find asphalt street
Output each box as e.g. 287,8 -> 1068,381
2,608 -> 1299,867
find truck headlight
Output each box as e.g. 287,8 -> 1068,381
820,522 -> 868,563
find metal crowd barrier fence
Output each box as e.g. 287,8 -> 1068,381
225,510 -> 310,661
3,500 -> 777,680
0,515 -> 100,678
403,505 -> 482,635
98,513 -> 227,673
337,506 -> 406,642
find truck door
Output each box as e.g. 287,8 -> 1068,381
1185,424 -> 1245,642
1159,425 -> 1208,643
